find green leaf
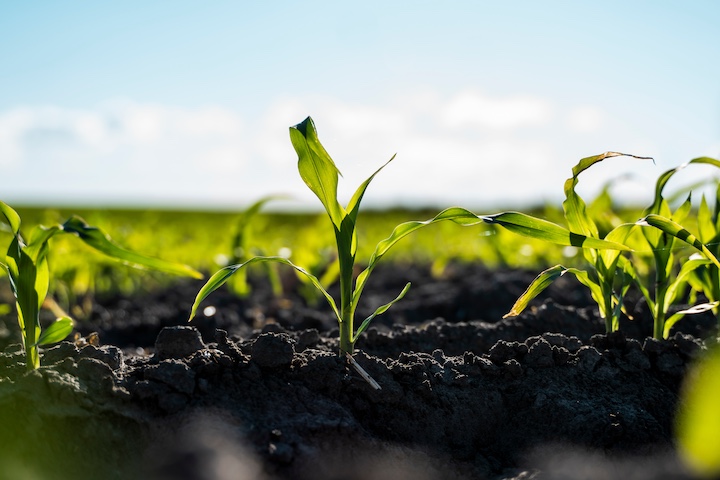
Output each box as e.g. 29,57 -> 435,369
352,207 -> 484,311
24,225 -> 61,262
353,282 -> 411,342
504,265 -> 569,317
648,157 -> 720,215
664,257 -> 711,311
676,346 -> 720,476
190,256 -> 339,323
230,195 -> 285,262
599,223 -> 636,270
569,152 -> 653,180
0,201 -> 21,235
638,214 -> 720,270
664,302 -> 718,339
227,195 -> 287,297
37,317 -> 73,346
61,216 -> 203,279
482,212 -> 633,251
564,152 -> 652,238
290,117 -> 345,229
569,268 -> 607,316
697,195 -> 716,244
346,155 -> 395,226
673,194 -> 693,224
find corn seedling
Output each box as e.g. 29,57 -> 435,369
637,212 -> 720,338
683,183 -> 720,328
504,152 -> 650,332
224,196 -> 285,298
0,201 -> 202,370
633,157 -> 720,338
190,117 -> 631,355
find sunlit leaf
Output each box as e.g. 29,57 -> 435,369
352,207 -> 485,310
638,214 -> 720,269
0,200 -> 21,235
290,117 -> 345,229
190,256 -> 339,323
504,265 -> 569,318
36,317 -> 73,346
664,257 -> 711,311
482,212 -> 632,251
697,195 -> 715,244
61,215 -> 203,279
353,282 -> 411,342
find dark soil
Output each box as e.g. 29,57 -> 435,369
0,263 -> 717,480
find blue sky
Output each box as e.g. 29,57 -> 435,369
2,1 -> 719,210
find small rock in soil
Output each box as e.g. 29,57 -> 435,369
155,326 -> 206,360
144,359 -> 196,395
251,332 -> 295,368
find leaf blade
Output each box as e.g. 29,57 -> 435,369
482,212 -> 633,251
36,317 -> 73,346
61,216 -> 203,279
189,256 -> 339,323
290,117 -> 345,229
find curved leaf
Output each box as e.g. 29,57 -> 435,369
36,317 -> 73,346
638,214 -> 720,270
482,212 -> 633,251
290,117 -> 345,229
599,223 -> 636,269
648,157 -> 720,215
230,195 -> 287,261
664,302 -> 719,339
564,152 -> 652,238
353,282 -> 411,342
504,265 -> 569,318
0,200 -> 21,235
664,257 -> 712,311
352,207 -> 484,310
61,215 -> 203,279
346,155 -> 395,226
25,225 -> 62,262
190,256 -> 339,323
569,268 -> 606,316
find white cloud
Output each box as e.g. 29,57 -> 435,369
0,101 -> 249,172
1,92 -> 668,209
566,107 -> 604,132
439,90 -> 553,129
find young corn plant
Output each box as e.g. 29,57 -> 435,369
224,196 -> 285,298
190,117 -> 632,355
630,157 -> 720,338
503,152 -> 651,332
686,188 -> 720,324
0,201 -> 202,370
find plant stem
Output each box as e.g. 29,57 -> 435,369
337,236 -> 355,355
654,284 -> 668,339
25,342 -> 39,371
24,316 -> 39,370
339,274 -> 354,355
601,288 -> 614,333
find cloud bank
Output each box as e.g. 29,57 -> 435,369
0,90 -> 685,209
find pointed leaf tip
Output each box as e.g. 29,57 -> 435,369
292,116 -> 313,136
